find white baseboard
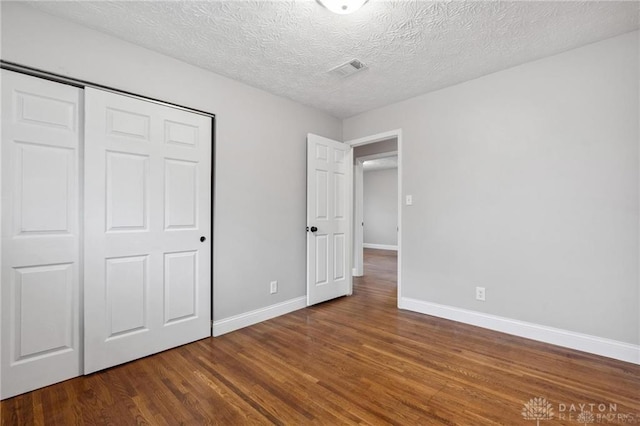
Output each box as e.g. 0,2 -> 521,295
399,297 -> 640,365
212,296 -> 307,337
363,243 -> 398,251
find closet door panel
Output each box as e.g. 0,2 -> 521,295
84,88 -> 211,374
1,70 -> 82,399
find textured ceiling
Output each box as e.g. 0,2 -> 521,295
25,1 -> 640,118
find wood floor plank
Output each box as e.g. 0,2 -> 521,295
2,249 -> 639,425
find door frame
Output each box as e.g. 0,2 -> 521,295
353,151 -> 398,277
345,129 -> 403,305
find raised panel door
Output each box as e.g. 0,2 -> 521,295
1,70 -> 82,399
306,134 -> 352,306
84,88 -> 211,374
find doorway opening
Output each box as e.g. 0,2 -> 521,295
354,149 -> 398,274
346,130 -> 402,305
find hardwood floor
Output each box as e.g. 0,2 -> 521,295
2,249 -> 639,425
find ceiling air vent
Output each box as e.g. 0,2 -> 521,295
329,59 -> 367,78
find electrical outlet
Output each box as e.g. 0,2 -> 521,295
406,195 -> 413,205
270,280 -> 278,294
475,286 -> 486,301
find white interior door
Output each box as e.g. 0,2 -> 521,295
306,134 -> 352,306
84,88 -> 211,374
1,70 -> 82,398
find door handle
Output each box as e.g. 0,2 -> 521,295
310,226 -> 318,233
200,236 -> 206,242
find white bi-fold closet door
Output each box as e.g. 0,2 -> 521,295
1,70 -> 212,399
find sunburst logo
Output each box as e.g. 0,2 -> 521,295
577,411 -> 595,425
522,397 -> 554,425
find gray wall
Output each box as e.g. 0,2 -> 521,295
344,32 -> 639,345
364,168 -> 398,247
1,3 -> 342,321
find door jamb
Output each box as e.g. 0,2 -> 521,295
345,129 -> 403,306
